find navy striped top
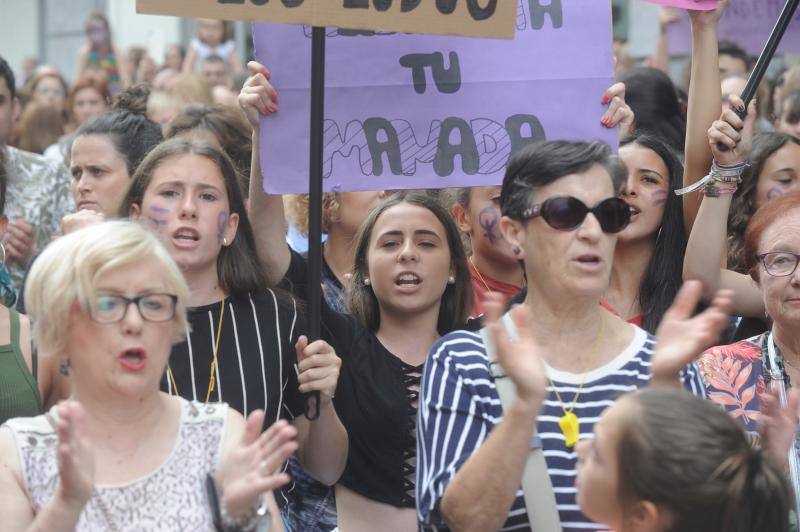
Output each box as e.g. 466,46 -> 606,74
416,325 -> 705,531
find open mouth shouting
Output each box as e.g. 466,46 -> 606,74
172,227 -> 201,248
394,271 -> 423,293
119,348 -> 147,371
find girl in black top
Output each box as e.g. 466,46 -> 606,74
241,63 -> 472,532
121,137 -> 348,489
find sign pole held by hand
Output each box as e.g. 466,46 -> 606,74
305,26 -> 325,421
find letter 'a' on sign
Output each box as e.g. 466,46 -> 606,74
135,0 -> 517,39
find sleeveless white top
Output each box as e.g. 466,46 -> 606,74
4,398 -> 228,531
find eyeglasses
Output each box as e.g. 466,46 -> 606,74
88,293 -> 178,324
521,196 -> 631,234
757,252 -> 800,277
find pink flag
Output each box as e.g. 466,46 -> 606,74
641,0 -> 717,10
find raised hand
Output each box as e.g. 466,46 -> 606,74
238,61 -> 279,129
54,401 -> 94,511
218,412 -> 298,518
296,336 -> 341,405
484,294 -> 547,407
688,0 -> 729,26
708,94 -> 757,166
759,388 -> 800,470
5,219 -> 38,266
61,210 -> 105,236
601,82 -> 634,140
651,280 -> 732,386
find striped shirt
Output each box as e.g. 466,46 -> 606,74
417,325 -> 705,531
161,289 -> 303,425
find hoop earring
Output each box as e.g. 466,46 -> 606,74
0,241 -> 5,265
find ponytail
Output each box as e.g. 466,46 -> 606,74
616,389 -> 791,532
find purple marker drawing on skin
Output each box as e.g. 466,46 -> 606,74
150,205 -> 170,213
146,206 -> 168,228
767,187 -> 784,201
478,207 -> 499,244
147,217 -> 166,227
217,211 -> 228,244
651,189 -> 668,207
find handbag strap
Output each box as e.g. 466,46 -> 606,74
481,318 -> 562,532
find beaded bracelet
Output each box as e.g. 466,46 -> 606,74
675,159 -> 748,196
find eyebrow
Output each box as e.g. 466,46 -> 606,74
378,229 -> 442,239
637,167 -> 665,179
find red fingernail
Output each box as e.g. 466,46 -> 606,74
601,95 -> 610,104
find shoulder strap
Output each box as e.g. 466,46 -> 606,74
481,322 -> 562,532
9,307 -> 19,346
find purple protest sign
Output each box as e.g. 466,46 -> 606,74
254,0 -> 615,194
666,0 -> 800,55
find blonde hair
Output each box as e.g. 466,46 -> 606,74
25,221 -> 190,354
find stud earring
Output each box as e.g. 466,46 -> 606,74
512,246 -> 521,255
59,359 -> 70,376
364,278 -> 371,286
222,237 -> 228,246
447,276 -> 455,284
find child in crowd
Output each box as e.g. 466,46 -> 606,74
183,18 -> 242,77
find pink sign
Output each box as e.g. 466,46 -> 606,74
641,0 -> 717,10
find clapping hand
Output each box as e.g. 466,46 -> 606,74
218,412 -> 297,519
651,280 -> 732,387
484,294 -> 548,408
54,401 -> 94,511
759,388 -> 800,470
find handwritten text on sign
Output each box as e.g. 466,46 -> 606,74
666,0 -> 800,55
136,0 -> 518,39
255,0 -> 616,194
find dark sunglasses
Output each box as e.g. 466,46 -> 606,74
521,196 -> 631,233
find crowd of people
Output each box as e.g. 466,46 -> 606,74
1,2 -> 800,531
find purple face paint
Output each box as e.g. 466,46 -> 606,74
149,205 -> 171,214
767,187 -> 784,201
146,217 -> 166,228
651,189 -> 668,207
217,211 -> 228,244
146,206 -> 169,228
478,207 -> 499,245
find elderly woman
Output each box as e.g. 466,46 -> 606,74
0,221 -> 295,531
416,140 -> 730,531
697,191 -> 800,431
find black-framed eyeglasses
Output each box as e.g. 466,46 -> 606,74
758,252 -> 800,277
88,293 -> 178,324
521,196 -> 631,234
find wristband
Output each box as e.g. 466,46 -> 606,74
675,159 -> 748,196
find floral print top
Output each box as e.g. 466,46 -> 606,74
697,334 -> 768,432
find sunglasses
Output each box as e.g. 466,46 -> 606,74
521,196 -> 631,233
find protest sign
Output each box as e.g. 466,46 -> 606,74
666,0 -> 800,55
255,0 -> 616,194
137,0 -> 517,39
641,0 -> 716,10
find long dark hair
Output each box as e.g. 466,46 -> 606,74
619,67 -> 687,155
620,133 -> 686,333
121,138 -> 267,297
617,388 -> 790,532
348,192 -> 471,335
729,133 -> 800,272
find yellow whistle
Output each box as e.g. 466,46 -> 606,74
558,411 -> 580,448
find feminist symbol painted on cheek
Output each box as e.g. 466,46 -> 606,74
651,189 -> 668,207
478,207 -> 500,244
767,187 -> 784,201
216,211 -> 228,245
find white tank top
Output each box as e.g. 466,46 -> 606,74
4,398 -> 228,531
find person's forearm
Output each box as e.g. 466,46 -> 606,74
27,490 -> 84,532
683,194 -> 732,300
248,130 -> 292,285
683,21 -> 722,232
441,398 -> 539,532
297,402 -> 348,486
649,25 -> 671,74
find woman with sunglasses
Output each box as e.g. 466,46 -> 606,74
417,140 -> 728,531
